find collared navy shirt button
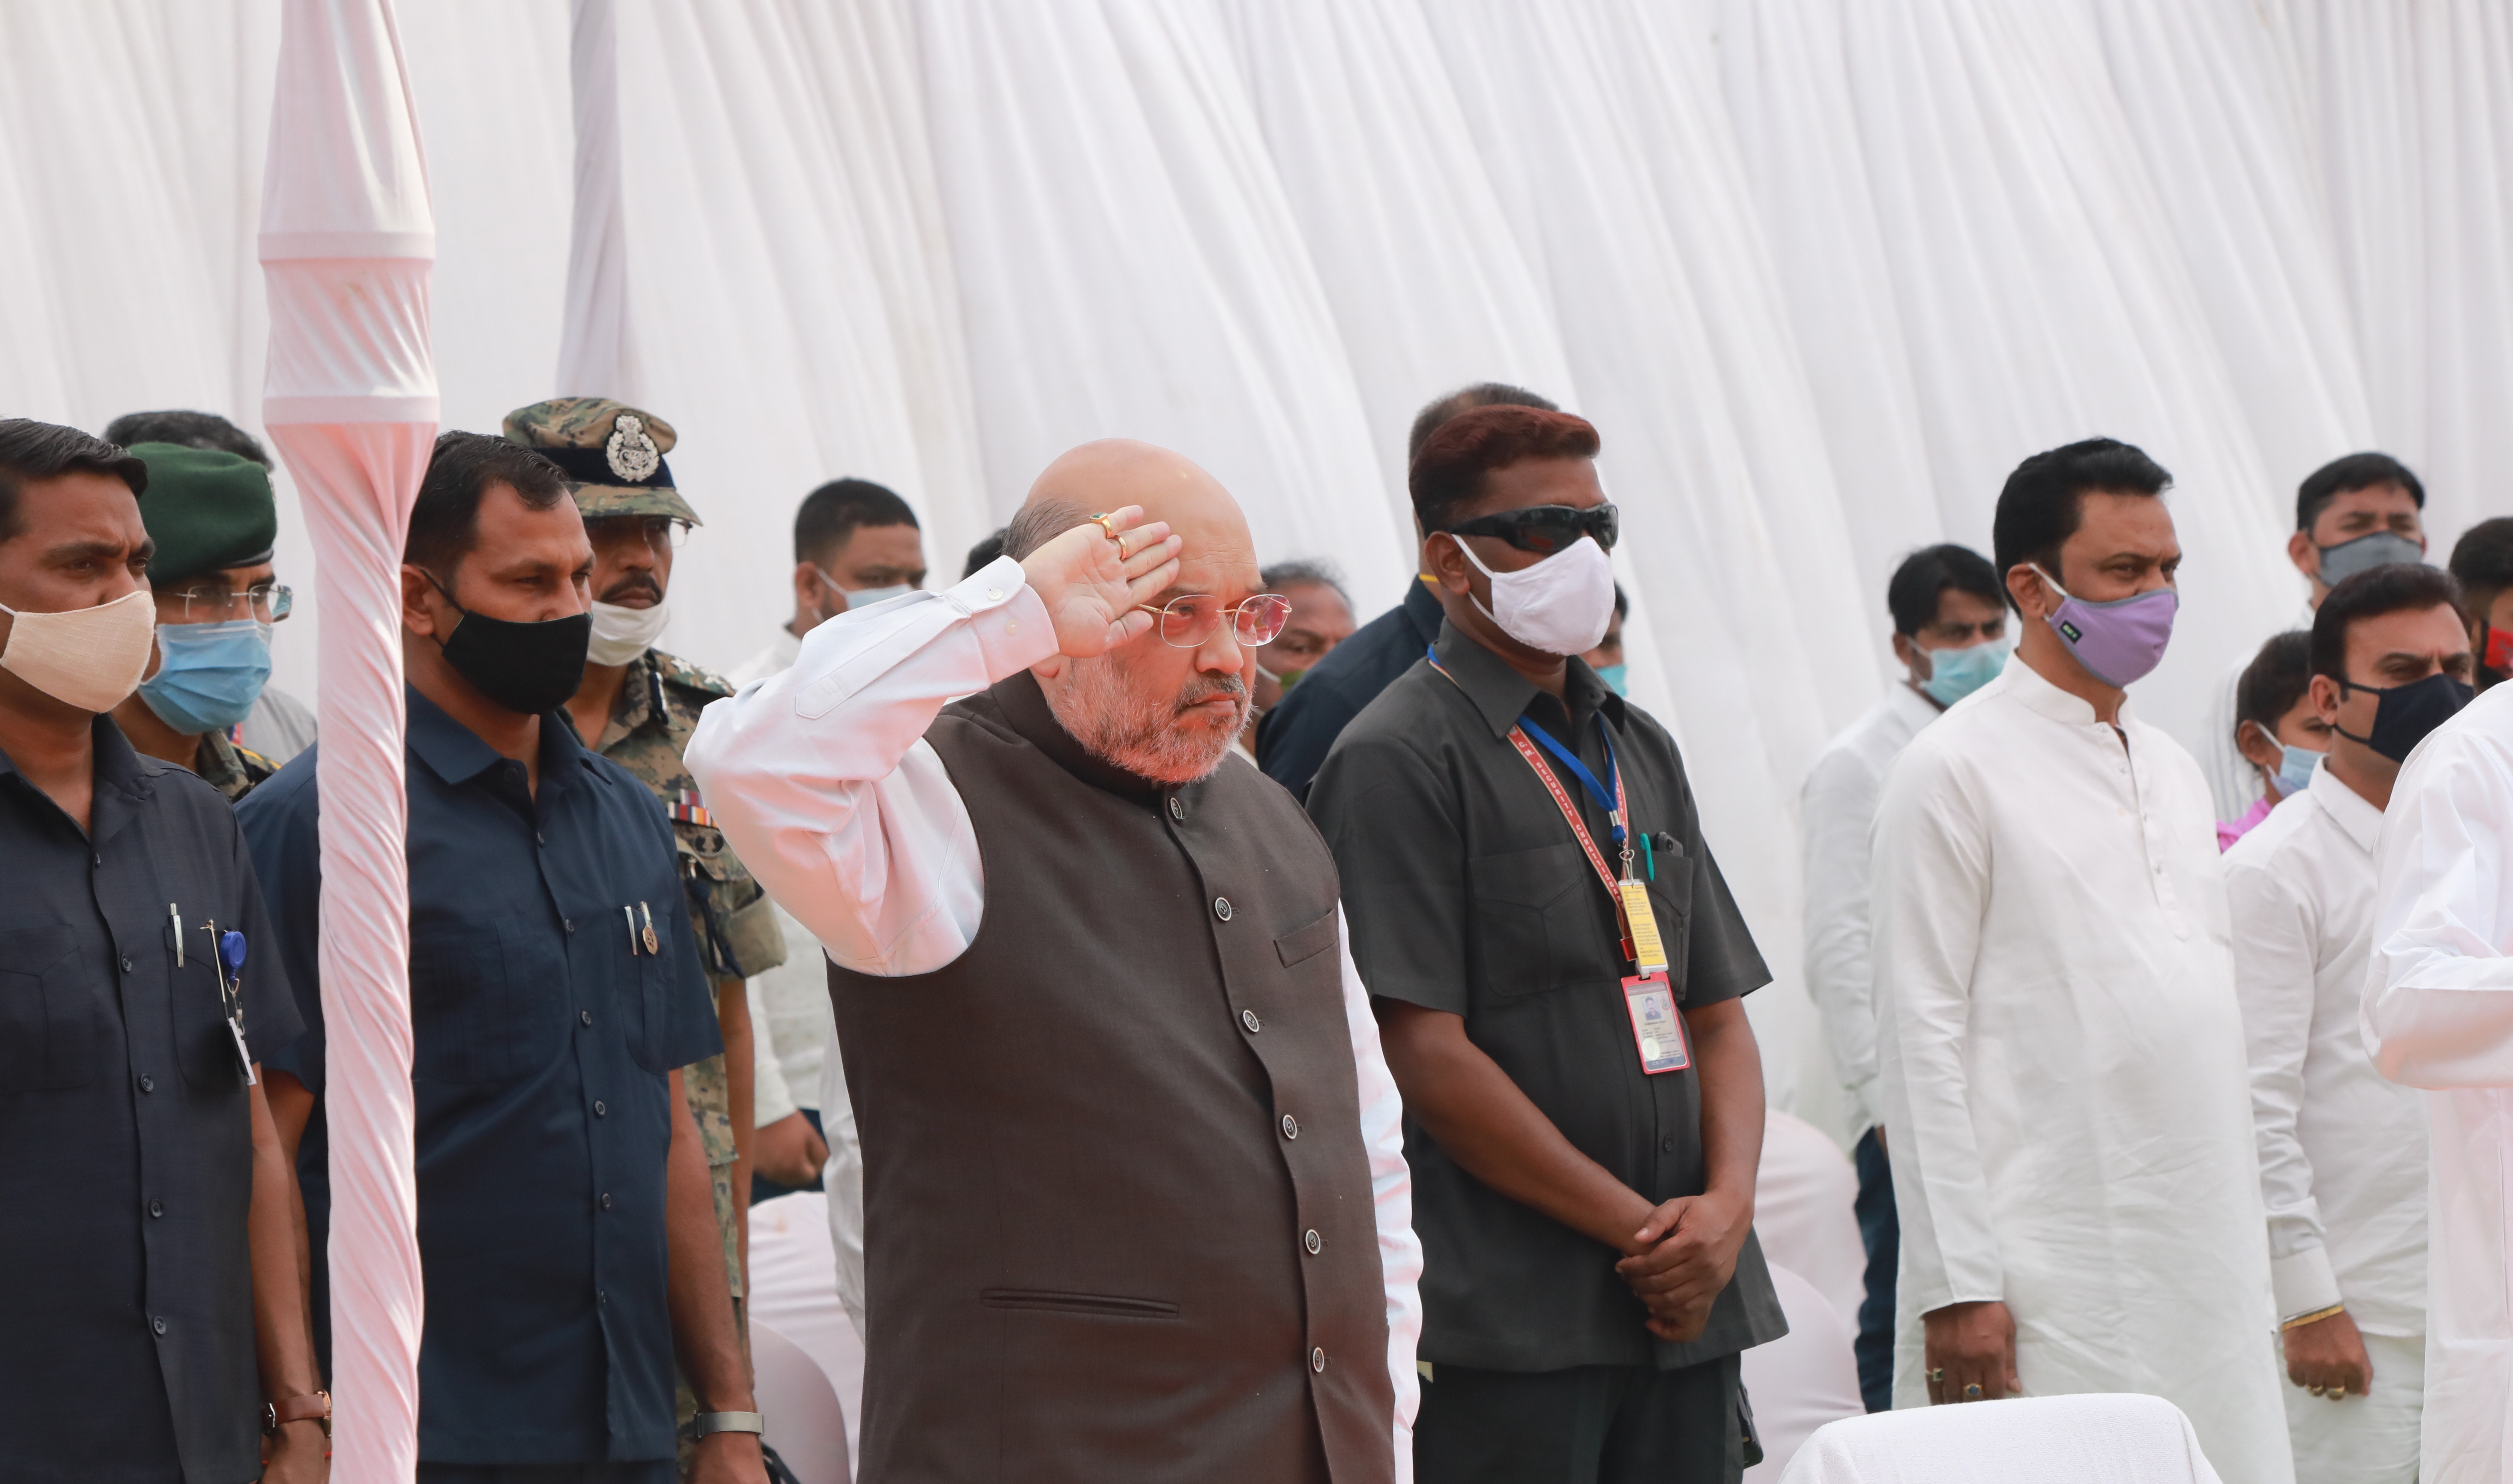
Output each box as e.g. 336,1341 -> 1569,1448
148,1199 -> 165,1218
598,1289 -> 608,1306
120,954 -> 134,974
1660,1137 -> 1674,1153
599,1193 -> 615,1211
152,1316 -> 168,1336
1281,1113 -> 1298,1140
580,1010 -> 594,1027
593,1100 -> 607,1117
137,1073 -> 154,1094
1213,896 -> 1233,922
564,919 -> 575,935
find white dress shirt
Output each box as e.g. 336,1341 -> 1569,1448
724,625 -> 802,691
1871,656 -> 2292,1484
686,558 -> 1423,1467
1801,681 -> 1942,1134
2224,762 -> 2426,1334
2363,678 -> 2513,1484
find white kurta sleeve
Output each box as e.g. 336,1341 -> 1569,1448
747,978 -> 799,1129
2365,726 -> 2513,1088
1334,910 -> 1422,1477
819,992 -> 868,1340
2225,855 -> 2343,1317
1871,740 -> 2003,1312
1801,745 -> 1886,1132
685,556 -> 1057,978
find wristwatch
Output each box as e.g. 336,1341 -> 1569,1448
684,1410 -> 766,1441
265,1390 -> 332,1438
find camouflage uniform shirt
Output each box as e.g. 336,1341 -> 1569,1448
192,731 -> 277,803
583,649 -> 787,1309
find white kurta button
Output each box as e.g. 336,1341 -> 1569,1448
986,588 -> 1003,601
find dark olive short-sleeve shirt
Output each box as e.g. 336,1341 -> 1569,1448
1308,622 -> 1785,1373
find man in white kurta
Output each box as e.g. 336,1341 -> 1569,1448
1871,440 -> 2289,1483
2365,676 -> 2513,1482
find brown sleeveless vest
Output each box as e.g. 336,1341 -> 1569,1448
827,673 -> 1395,1484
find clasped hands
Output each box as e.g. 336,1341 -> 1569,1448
1614,1188 -> 1752,1343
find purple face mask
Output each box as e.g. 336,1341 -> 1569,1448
2031,564 -> 2177,688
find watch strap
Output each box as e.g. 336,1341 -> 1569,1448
688,1410 -> 766,1439
266,1390 -> 332,1437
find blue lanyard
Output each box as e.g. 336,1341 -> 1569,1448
1424,643 -> 1625,846
1517,716 -> 1624,848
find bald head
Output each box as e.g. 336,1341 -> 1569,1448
1013,439 -> 1256,600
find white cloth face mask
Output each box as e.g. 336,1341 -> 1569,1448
1453,533 -> 1617,656
586,598 -> 672,666
0,588 -> 159,713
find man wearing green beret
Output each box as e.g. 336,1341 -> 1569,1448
508,396 -> 787,1474
110,441 -> 291,800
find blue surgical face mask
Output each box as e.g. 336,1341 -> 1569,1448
1918,635 -> 2011,709
2271,741 -> 2320,798
136,619 -> 272,736
1594,663 -> 1629,696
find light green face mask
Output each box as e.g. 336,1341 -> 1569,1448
1919,636 -> 2011,708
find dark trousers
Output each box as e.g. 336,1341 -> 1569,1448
1853,1126 -> 1899,1413
1414,1355 -> 1749,1484
416,1463 -> 675,1484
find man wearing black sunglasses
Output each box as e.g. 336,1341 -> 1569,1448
1310,405 -> 1781,1482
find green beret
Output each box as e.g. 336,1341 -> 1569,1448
130,443 -> 279,585
503,396 -> 701,525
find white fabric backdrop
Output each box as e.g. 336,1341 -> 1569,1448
5,0 -> 2507,1137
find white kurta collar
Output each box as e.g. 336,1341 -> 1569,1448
2307,759 -> 2382,853
1997,649 -> 2138,729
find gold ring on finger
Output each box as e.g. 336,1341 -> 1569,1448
1115,534 -> 1133,560
1088,512 -> 1119,542
1925,1368 -> 1945,1384
1962,1383 -> 1982,1401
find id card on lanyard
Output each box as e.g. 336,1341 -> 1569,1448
1428,645 -> 1683,1074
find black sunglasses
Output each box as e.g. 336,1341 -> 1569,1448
1443,502 -> 1619,556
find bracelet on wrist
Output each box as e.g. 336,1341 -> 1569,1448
2280,1303 -> 2346,1332
264,1389 -> 332,1438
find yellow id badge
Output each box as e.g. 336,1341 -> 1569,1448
1622,973 -> 1688,1075
1618,880 -> 1668,976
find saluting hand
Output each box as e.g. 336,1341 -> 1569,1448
1017,505 -> 1182,659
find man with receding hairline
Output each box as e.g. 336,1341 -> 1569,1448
690,438 -> 1421,1483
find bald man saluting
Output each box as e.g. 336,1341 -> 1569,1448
689,442 -> 1421,1483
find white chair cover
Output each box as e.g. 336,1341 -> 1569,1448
1755,1109 -> 1867,1332
748,1192 -> 868,1480
1780,1393 -> 2225,1484
751,1318 -> 852,1484
1743,1264 -> 1865,1481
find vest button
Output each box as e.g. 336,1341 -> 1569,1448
1311,1346 -> 1327,1373
1168,797 -> 1184,822
1304,1228 -> 1322,1255
1281,1113 -> 1299,1140
1213,897 -> 1233,922
594,1100 -> 608,1117
153,1316 -> 169,1336
599,1192 -> 615,1211
1242,1009 -> 1261,1034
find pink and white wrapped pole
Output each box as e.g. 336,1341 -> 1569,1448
257,1 -> 436,1478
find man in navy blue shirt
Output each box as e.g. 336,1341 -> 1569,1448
1258,382 -> 1557,800
245,433 -> 763,1484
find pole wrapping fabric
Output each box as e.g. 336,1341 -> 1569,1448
258,1 -> 438,1478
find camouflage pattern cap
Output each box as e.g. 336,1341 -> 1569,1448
502,397 -> 701,525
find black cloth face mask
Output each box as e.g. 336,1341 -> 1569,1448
2333,670 -> 2473,763
426,573 -> 592,717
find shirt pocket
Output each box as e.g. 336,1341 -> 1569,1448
1467,840 -> 1617,999
614,907 -> 679,1076
410,917 -> 566,1083
0,925 -> 96,1090
1643,852 -> 1695,1001
168,924 -> 246,1092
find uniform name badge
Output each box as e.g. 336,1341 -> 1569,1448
1622,972 -> 1688,1075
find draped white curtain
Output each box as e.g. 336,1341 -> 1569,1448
5,0 -> 2508,1132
